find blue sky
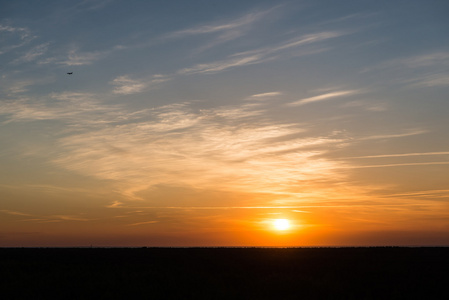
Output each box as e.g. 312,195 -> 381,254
1,0 -> 448,246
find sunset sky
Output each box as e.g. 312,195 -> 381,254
1,0 -> 448,247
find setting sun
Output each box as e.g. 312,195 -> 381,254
273,219 -> 291,231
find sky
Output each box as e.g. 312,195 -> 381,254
1,0 -> 448,247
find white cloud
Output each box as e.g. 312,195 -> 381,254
161,6 -> 284,54
246,92 -> 283,100
127,221 -> 158,226
400,52 -> 449,68
0,92 -> 125,124
111,76 -> 147,95
177,54 -> 265,75
287,90 -> 359,106
360,129 -> 427,140
0,24 -> 31,40
363,52 -> 449,88
49,101 -> 347,200
345,151 -> 449,159
3,80 -> 37,94
409,73 -> 449,87
177,31 -> 346,75
231,31 -> 344,58
346,162 -> 449,169
0,24 -> 36,55
77,0 -> 114,11
342,101 -> 387,112
39,45 -> 125,66
110,74 -> 171,95
0,209 -> 32,216
60,49 -> 104,66
167,7 -> 277,37
13,43 -> 50,63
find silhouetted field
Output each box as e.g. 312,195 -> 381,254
1,247 -> 448,299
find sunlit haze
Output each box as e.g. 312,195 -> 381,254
273,219 -> 290,231
1,0 -> 448,247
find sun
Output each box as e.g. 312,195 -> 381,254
273,219 -> 290,231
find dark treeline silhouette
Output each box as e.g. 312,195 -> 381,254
1,247 -> 448,299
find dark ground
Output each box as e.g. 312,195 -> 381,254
1,247 -> 448,299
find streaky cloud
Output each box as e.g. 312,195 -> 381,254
0,209 -> 32,216
177,31 -> 345,75
246,92 -> 283,100
231,31 -> 344,58
360,129 -> 427,140
166,6 -> 279,38
127,221 -> 158,226
0,92 -> 125,124
363,52 -> 449,72
111,74 -> 171,95
380,189 -> 449,199
399,52 -> 449,68
50,101 -> 348,201
40,45 -> 125,66
344,162 -> 449,169
177,54 -> 265,75
111,76 -> 147,95
60,49 -> 104,66
362,51 -> 449,88
407,73 -> 449,87
287,90 -> 359,106
0,24 -> 36,55
345,151 -> 449,159
12,43 -> 50,64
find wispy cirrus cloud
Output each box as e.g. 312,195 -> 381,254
58,48 -> 110,66
345,161 -> 449,169
400,53 -> 449,87
380,189 -> 449,200
397,52 -> 449,68
127,221 -> 158,226
0,24 -> 30,39
345,151 -> 449,159
177,31 -> 345,75
163,6 -> 283,53
168,8 -> 273,37
0,24 -> 36,55
61,49 -> 105,66
2,89 -> 441,210
359,129 -> 427,141
76,0 -> 114,11
342,100 -> 387,112
0,209 -> 90,223
407,73 -> 449,88
39,45 -> 125,66
177,54 -> 266,75
245,92 -> 283,101
12,43 -> 50,64
49,100 -> 348,201
1,79 -> 40,95
0,92 -> 125,124
364,51 -> 449,88
287,90 -> 359,106
0,209 -> 32,217
111,76 -> 147,95
167,6 -> 280,38
110,74 -> 171,95
3,87 -> 432,206
232,31 -> 343,57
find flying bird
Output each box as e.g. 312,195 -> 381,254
67,72 -> 73,75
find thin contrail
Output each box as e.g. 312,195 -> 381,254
345,161 -> 449,168
344,151 -> 449,159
